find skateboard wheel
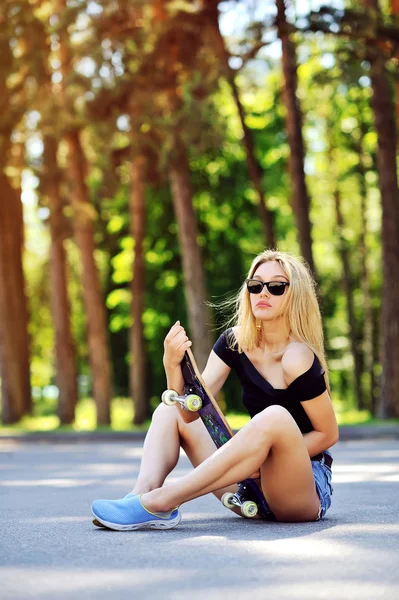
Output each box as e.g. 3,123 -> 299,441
221,492 -> 236,509
184,394 -> 202,412
161,390 -> 178,406
241,501 -> 258,518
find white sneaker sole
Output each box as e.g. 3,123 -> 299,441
91,509 -> 182,531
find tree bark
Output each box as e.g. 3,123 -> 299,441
57,1 -> 113,425
0,174 -> 31,423
332,186 -> 364,410
169,145 -> 213,371
129,155 -> 150,424
355,127 -> 377,413
204,1 -> 276,248
363,0 -> 399,417
391,1 -> 399,135
44,136 -> 78,424
276,0 -> 316,276
65,131 -> 113,425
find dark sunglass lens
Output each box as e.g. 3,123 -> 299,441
268,283 -> 286,295
247,281 -> 263,294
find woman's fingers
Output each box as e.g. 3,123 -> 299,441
163,321 -> 192,363
178,338 -> 192,351
164,321 -> 181,342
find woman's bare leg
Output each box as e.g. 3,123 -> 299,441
142,405 -> 320,522
131,402 -> 238,501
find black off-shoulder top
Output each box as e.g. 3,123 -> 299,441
213,329 -> 327,434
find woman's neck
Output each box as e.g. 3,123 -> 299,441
259,317 -> 291,354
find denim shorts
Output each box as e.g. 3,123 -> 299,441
312,451 -> 333,519
258,451 -> 333,521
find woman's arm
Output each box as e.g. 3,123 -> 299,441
282,343 -> 339,456
300,391 -> 339,456
201,351 -> 231,398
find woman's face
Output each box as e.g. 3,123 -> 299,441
248,260 -> 290,321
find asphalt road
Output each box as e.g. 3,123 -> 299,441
1,438 -> 399,600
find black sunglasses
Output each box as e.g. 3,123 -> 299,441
246,279 -> 290,296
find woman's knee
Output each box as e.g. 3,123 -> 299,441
152,401 -> 178,424
251,405 -> 299,437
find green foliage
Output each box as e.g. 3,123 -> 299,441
4,0 -> 394,425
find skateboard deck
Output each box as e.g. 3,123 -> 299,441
175,348 -> 272,519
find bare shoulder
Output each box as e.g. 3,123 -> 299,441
281,342 -> 314,383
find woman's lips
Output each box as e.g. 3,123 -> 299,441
256,301 -> 272,308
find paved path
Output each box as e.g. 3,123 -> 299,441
1,439 -> 399,599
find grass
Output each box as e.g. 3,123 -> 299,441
1,396 -> 397,435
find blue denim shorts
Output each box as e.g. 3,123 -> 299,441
312,450 -> 333,519
258,451 -> 333,521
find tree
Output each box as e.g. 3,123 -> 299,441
152,1 -> 215,369
129,153 -> 150,424
43,136 -> 78,424
275,0 -> 316,276
0,175 -> 32,423
56,0 -> 113,424
362,0 -> 399,417
0,1 -> 34,423
203,0 -> 277,249
391,0 -> 399,133
169,145 -> 213,370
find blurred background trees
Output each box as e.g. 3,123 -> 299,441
0,0 -> 398,428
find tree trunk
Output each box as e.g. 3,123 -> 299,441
204,1 -> 276,248
391,0 -> 399,134
129,155 -> 150,424
65,131 -> 113,425
44,136 -> 78,424
169,146 -> 213,371
355,127 -> 377,413
0,174 -> 31,423
332,187 -> 364,410
363,0 -> 399,417
57,2 -> 113,425
276,0 -> 316,276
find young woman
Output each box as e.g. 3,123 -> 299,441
91,250 -> 338,530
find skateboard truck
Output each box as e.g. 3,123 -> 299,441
221,489 -> 258,518
161,389 -> 202,412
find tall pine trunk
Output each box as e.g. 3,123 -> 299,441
65,131 -> 113,425
44,137 -> 78,424
204,1 -> 276,248
276,0 -> 316,275
0,174 -> 31,423
57,4 -> 113,424
333,187 -> 364,410
391,1 -> 399,134
363,0 -> 399,417
355,127 -> 377,412
169,145 -> 212,371
129,155 -> 150,424
153,2 -> 212,369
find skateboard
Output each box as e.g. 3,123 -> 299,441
161,348 -> 272,519
92,348 -> 271,528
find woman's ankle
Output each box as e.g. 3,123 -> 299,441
131,478 -> 162,496
141,489 -> 175,513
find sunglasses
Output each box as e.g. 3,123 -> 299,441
246,279 -> 290,296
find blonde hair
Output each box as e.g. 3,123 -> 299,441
221,249 -> 330,392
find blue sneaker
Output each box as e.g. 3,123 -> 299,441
91,494 -> 182,531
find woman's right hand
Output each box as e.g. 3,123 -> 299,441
163,321 -> 192,368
